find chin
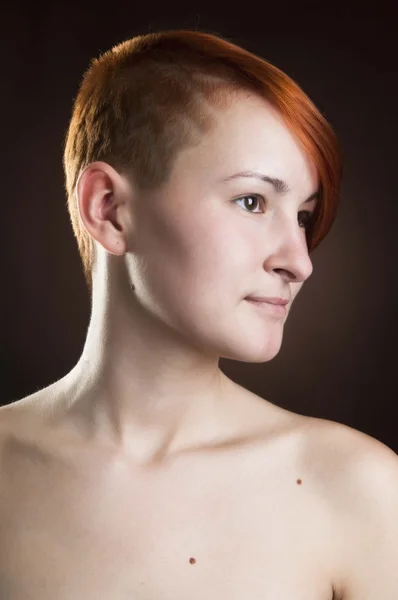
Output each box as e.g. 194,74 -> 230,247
219,334 -> 284,364
234,348 -> 282,364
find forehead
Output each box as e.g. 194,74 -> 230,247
173,93 -> 318,193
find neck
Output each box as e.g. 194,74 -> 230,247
56,278 -> 233,465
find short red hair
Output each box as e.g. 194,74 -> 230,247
63,29 -> 342,293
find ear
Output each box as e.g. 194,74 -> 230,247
76,161 -> 131,256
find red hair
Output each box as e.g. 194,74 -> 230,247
63,29 -> 342,293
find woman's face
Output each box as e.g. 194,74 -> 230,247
124,93 -> 319,363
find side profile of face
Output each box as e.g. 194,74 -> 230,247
82,92 -> 319,364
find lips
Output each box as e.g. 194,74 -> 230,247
245,297 -> 287,316
246,296 -> 289,306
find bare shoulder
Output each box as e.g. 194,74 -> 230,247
297,413 -> 398,495
0,379 -> 64,427
0,386 -> 61,464
305,416 -> 398,600
0,392 -> 46,435
302,413 -> 398,471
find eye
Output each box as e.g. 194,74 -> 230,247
233,194 -> 264,213
234,195 -> 314,230
297,210 -> 313,229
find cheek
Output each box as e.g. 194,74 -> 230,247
137,200 -> 255,303
188,222 -> 253,284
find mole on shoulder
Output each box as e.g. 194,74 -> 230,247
189,557 -> 196,564
296,478 -> 302,485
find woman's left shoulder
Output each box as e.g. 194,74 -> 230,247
300,414 -> 398,489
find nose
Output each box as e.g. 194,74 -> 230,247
263,217 -> 314,284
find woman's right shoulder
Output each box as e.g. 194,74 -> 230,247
0,390 -> 53,459
0,396 -> 33,455
0,393 -> 40,431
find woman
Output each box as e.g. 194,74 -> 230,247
1,29 -> 397,599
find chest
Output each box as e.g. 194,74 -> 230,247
0,444 -> 338,599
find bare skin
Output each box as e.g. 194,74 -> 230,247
0,379 -> 353,600
1,93 -> 357,598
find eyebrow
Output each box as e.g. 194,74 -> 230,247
221,170 -> 320,203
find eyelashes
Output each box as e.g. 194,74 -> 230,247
233,194 -> 313,229
233,193 -> 266,213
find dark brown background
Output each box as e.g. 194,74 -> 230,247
1,2 -> 397,452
